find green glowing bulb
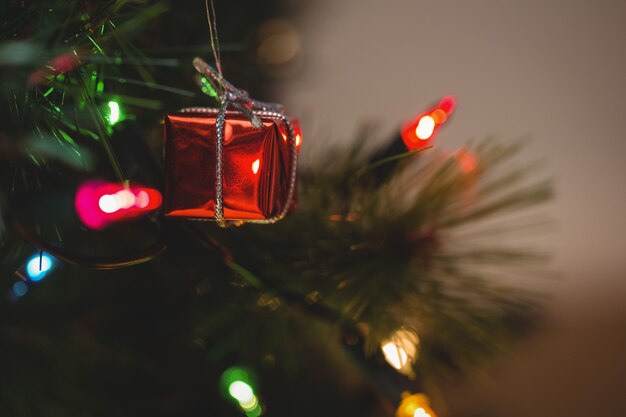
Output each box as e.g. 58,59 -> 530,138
245,405 -> 262,417
107,100 -> 121,125
228,381 -> 255,404
239,395 -> 259,412
221,366 -> 263,415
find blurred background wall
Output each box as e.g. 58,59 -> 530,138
280,0 -> 626,415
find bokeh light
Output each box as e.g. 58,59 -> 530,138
381,328 -> 419,376
382,340 -> 409,370
221,367 -> 263,416
75,180 -> 162,230
456,149 -> 478,174
11,281 -> 28,297
98,194 -> 121,213
229,381 -> 255,404
135,190 -> 149,208
256,19 -> 301,77
26,253 -> 54,281
438,96 -> 456,114
414,408 -> 432,417
401,96 -> 456,151
107,100 -> 121,125
415,115 -> 436,140
396,393 -> 437,417
430,108 -> 447,125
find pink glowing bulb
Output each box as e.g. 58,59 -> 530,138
75,180 -> 162,230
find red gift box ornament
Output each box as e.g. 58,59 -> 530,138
164,57 -> 299,226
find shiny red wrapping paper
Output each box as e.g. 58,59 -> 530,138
164,110 -> 296,220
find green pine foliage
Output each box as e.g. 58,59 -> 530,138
0,1 -> 552,416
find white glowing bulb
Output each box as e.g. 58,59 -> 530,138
98,194 -> 121,213
296,134 -> 302,147
114,189 -> 136,209
229,381 -> 255,404
381,341 -> 409,370
414,407 -> 431,417
415,115 -> 436,140
135,190 -> 149,208
381,329 -> 419,374
251,158 -> 261,174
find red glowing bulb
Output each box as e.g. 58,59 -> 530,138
28,52 -> 80,85
438,96 -> 456,114
75,180 -> 162,230
401,96 -> 456,151
456,149 -> 478,174
430,109 -> 447,125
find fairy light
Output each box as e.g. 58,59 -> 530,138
229,381 -> 254,404
229,381 -> 260,412
11,281 -> 28,298
107,100 -> 121,125
135,190 -> 150,208
396,393 -> 437,417
414,408 -> 431,417
455,148 -> 478,174
381,328 -> 419,375
76,180 -> 162,230
401,96 -> 456,151
115,189 -> 136,209
98,194 -> 121,213
382,341 -> 409,369
415,115 -> 436,140
221,367 -> 264,416
26,253 -> 54,281
430,108 -> 447,125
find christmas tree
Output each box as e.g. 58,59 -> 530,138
0,1 -> 552,416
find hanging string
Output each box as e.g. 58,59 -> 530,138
205,0 -> 222,76
195,2 -> 297,227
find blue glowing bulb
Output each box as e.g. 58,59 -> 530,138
12,281 -> 28,297
26,254 -> 54,281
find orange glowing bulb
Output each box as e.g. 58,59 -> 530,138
414,408 -> 431,417
251,159 -> 261,174
430,109 -> 447,125
396,393 -> 437,417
